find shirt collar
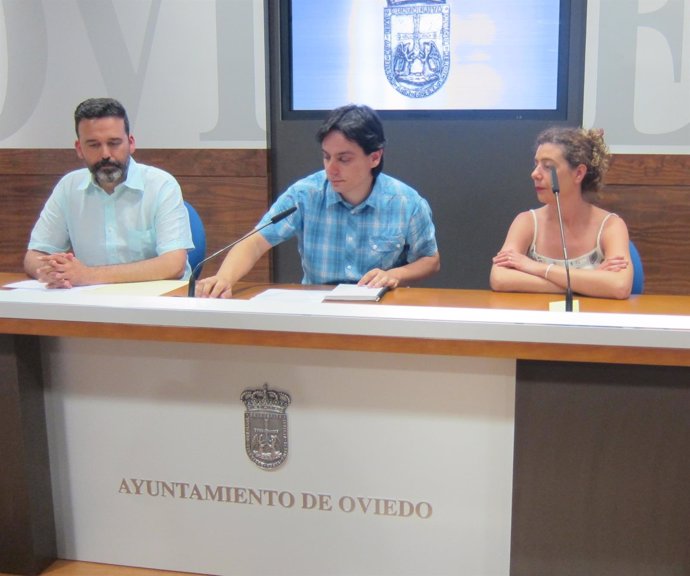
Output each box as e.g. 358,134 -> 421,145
325,173 -> 384,212
81,157 -> 143,195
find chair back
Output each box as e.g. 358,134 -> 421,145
629,240 -> 644,295
185,201 -> 206,278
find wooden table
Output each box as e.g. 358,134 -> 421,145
3,273 -> 690,366
1,273 -> 689,575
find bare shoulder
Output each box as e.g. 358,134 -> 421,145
598,207 -> 630,252
500,209 -> 537,252
595,207 -> 628,231
512,208 -> 538,227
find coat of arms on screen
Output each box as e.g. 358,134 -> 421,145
241,384 -> 291,470
384,0 -> 450,98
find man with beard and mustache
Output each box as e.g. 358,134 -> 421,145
24,98 -> 194,288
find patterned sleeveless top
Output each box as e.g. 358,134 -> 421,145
527,209 -> 615,269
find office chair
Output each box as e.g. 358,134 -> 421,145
629,240 -> 644,295
185,201 -> 206,278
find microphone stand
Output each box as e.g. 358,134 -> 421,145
551,167 -> 573,311
187,206 -> 297,297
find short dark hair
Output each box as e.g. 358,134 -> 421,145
316,104 -> 386,177
74,98 -> 130,137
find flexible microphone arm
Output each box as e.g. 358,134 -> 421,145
187,206 -> 297,297
550,167 -> 573,311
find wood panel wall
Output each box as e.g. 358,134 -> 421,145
0,150 -> 688,295
0,149 -> 270,281
599,154 -> 690,295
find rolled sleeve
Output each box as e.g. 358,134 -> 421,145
153,179 -> 194,255
406,197 -> 438,261
258,189 -> 302,247
28,180 -> 73,254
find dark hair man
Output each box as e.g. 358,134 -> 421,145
196,104 -> 440,298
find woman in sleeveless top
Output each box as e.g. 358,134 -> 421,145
490,127 -> 633,299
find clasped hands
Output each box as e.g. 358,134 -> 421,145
36,252 -> 89,288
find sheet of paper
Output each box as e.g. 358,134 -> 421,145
4,279 -> 102,292
86,280 -> 187,296
549,299 -> 581,312
3,279 -> 186,297
250,288 -> 332,304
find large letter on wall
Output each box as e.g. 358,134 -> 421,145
585,0 -> 690,152
76,0 -> 162,125
0,1 -> 47,139
202,0 -> 264,142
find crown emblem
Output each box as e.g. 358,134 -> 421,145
241,384 -> 291,470
241,383 -> 291,412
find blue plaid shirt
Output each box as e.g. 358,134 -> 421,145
258,171 -> 438,285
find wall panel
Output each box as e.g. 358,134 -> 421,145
599,155 -> 690,295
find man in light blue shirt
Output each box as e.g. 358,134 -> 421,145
196,104 -> 440,298
24,98 -> 193,288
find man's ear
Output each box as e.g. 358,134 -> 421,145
370,149 -> 383,167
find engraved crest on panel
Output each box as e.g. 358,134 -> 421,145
384,0 -> 451,98
241,384 -> 291,470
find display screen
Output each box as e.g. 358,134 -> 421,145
282,0 -> 569,119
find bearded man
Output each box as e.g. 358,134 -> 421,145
24,98 -> 193,288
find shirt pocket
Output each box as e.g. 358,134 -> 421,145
369,235 -> 405,270
127,227 -> 156,260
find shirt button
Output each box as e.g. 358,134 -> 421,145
372,244 -> 377,249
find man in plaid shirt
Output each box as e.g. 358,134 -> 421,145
195,104 -> 440,298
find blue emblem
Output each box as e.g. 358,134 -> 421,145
384,0 -> 451,98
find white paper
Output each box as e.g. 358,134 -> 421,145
4,279 -> 103,292
322,284 -> 388,301
3,279 -> 186,297
549,299 -> 581,312
250,288 -> 332,304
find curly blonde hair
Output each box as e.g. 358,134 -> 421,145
535,126 -> 611,193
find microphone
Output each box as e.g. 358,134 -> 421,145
550,167 -> 573,311
187,206 -> 297,297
